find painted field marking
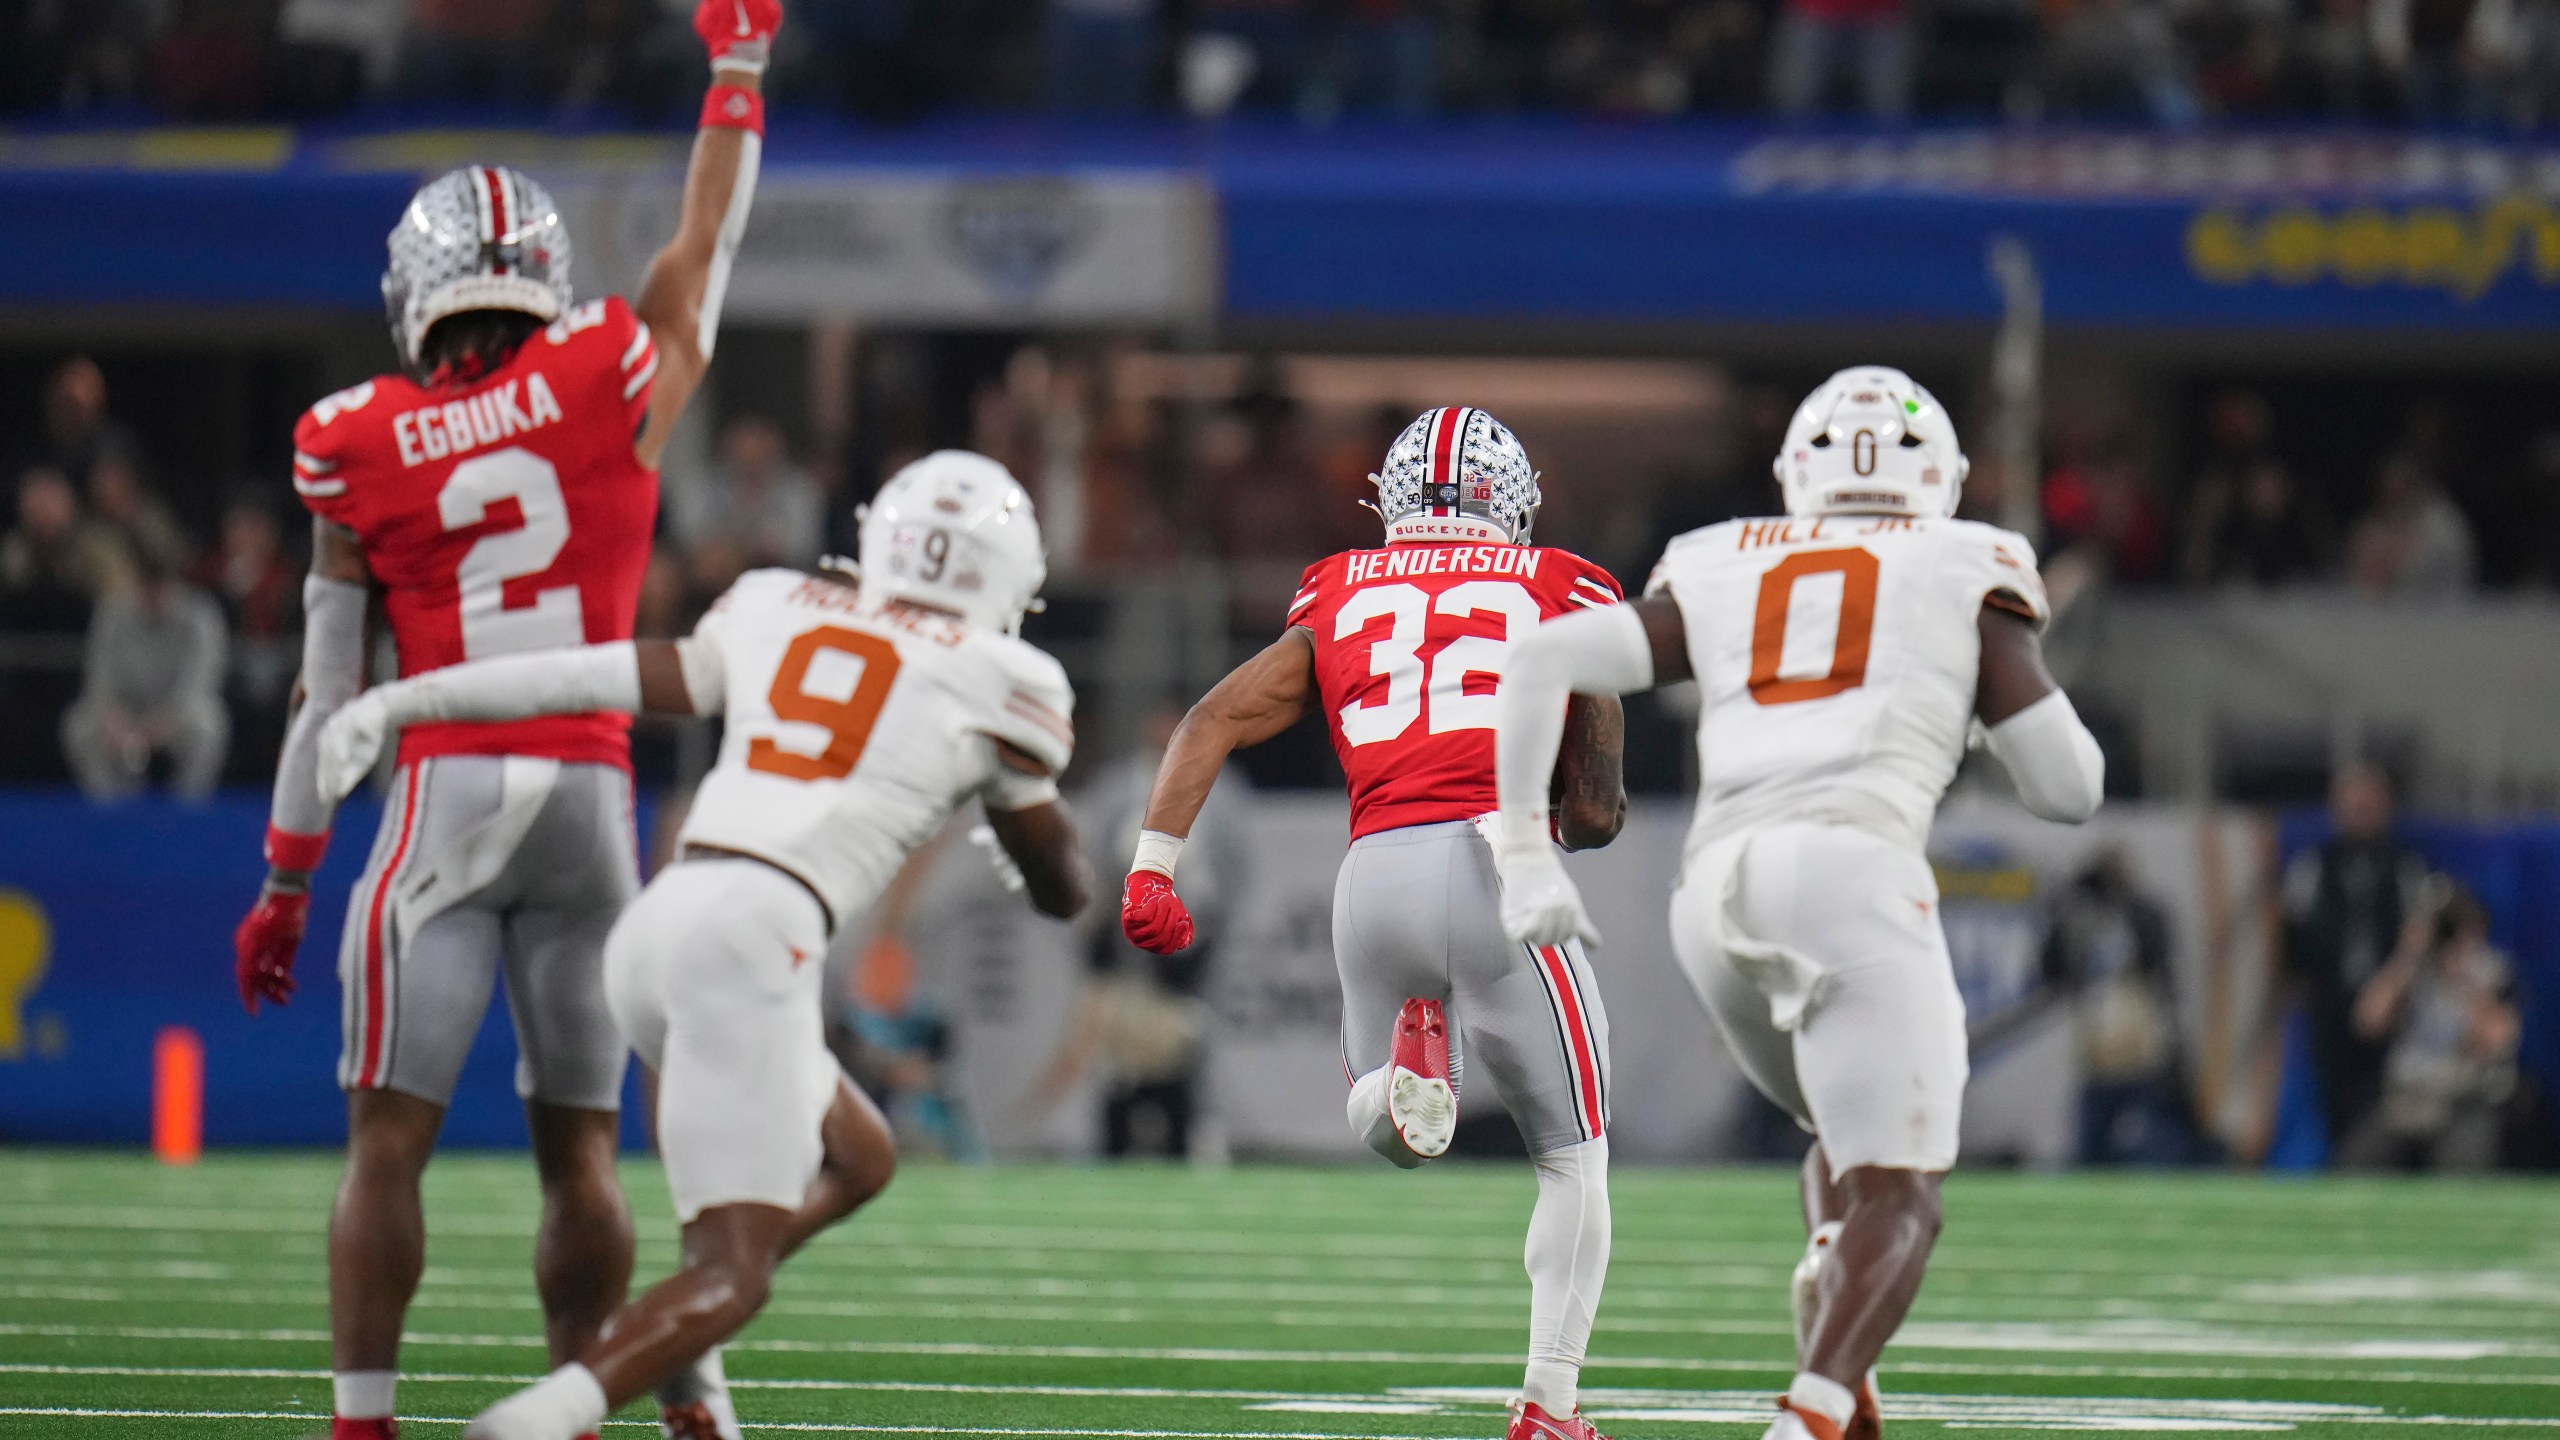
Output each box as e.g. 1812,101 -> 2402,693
6,1326 -> 2557,1391
0,1412 -> 1451,1439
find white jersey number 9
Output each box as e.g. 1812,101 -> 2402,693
440,447 -> 583,660
1334,580 -> 1544,746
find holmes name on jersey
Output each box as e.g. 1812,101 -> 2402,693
392,374 -> 567,468
1341,545 -> 1546,585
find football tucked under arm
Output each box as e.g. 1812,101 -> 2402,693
1549,693 -> 1626,852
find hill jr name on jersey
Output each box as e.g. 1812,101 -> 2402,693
391,374 -> 568,469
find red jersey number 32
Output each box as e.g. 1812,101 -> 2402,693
1334,580 -> 1543,746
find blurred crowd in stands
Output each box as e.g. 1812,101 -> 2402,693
5,348 -> 2560,801
12,0 -> 2560,130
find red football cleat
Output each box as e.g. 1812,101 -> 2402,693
1387,997 -> 1455,1160
1848,1375 -> 1882,1440
661,1403 -> 724,1440
1508,1398 -> 1611,1440
1768,1397 -> 1847,1440
331,1419 -> 397,1440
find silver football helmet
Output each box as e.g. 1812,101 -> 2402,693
382,166 -> 574,366
857,450 -> 1048,635
1368,406 -> 1541,545
1774,367 -> 1970,520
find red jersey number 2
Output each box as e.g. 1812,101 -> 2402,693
439,447 -> 584,660
1333,580 -> 1544,746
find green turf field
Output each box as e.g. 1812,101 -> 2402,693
1,1151 -> 2554,1437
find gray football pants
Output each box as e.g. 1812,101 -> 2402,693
1333,820 -> 1611,1155
337,755 -> 637,1110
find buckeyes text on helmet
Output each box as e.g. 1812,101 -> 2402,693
382,166 -> 576,366
1773,367 -> 1970,521
1367,407 -> 1542,545
856,450 -> 1049,635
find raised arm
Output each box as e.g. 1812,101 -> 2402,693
233,520 -> 374,1014
316,637 -> 719,804
1975,605 -> 2104,823
629,0 -> 782,470
1120,630 -> 1316,954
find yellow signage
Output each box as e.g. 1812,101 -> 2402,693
0,889 -> 51,1060
2188,197 -> 2560,301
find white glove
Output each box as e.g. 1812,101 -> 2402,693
317,690 -> 393,804
969,824 -> 1025,894
1491,826 -> 1600,949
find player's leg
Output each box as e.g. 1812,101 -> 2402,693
470,861 -> 860,1440
1333,829 -> 1459,1166
329,759 -> 506,1436
500,765 -> 642,1367
1723,826 -> 1962,1440
1446,828 -> 1614,1436
1455,943 -> 1614,1435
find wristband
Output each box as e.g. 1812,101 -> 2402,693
1130,829 -> 1185,880
265,824 -> 330,873
701,84 -> 765,136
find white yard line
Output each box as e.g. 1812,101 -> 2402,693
7,1324 -> 2553,1388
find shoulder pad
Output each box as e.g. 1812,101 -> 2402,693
1952,522 -> 2050,630
976,637 -> 1076,776
291,378 -> 392,512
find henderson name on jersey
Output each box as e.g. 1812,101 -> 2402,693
1288,540 -> 1624,838
1645,512 -> 2050,857
677,567 -> 1076,927
290,295 -> 662,770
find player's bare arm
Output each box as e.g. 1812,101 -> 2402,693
1552,694 -> 1627,852
1119,629 -> 1314,953
1143,629 -> 1317,838
982,791 -> 1094,921
1974,603 -> 2105,822
629,0 -> 779,469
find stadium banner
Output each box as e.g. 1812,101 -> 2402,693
0,790 -> 2548,1159
4,128 -> 2559,330
551,168 -> 1220,328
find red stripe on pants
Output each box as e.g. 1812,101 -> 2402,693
358,765 -> 425,1087
1538,945 -> 1604,1139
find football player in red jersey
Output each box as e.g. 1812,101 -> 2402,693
1124,407 -> 1629,1440
227,3 -> 783,1437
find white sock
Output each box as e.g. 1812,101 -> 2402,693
656,1348 -> 742,1440
334,1370 -> 396,1420
470,1363 -> 607,1440
1787,1371 -> 1856,1428
1345,1066 -> 1425,1169
1521,1133 -> 1611,1416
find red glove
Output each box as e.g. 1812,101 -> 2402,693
695,0 -> 783,73
1121,871 -> 1196,954
235,887 -> 309,1014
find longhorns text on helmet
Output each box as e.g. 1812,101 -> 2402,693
1774,366 -> 1972,521
382,166 -> 576,366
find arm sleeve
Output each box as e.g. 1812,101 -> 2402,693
1494,603 -> 1656,835
265,574 -> 370,868
1984,688 -> 2105,823
370,641 -> 645,728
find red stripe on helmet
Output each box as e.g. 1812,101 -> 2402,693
1428,406 -> 1466,517
480,167 -> 510,273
